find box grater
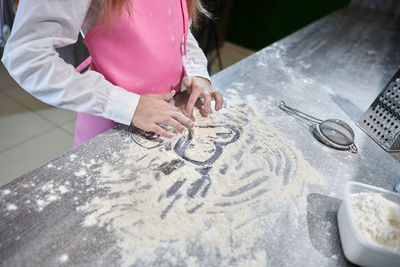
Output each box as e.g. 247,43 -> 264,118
358,69 -> 400,152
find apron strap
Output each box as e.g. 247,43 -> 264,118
180,0 -> 188,56
75,56 -> 92,73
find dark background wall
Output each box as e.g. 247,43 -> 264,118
225,0 -> 351,51
2,0 -> 352,64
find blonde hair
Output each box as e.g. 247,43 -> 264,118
99,0 -> 209,26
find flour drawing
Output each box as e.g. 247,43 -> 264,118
77,91 -> 323,266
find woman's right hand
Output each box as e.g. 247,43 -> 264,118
131,90 -> 194,138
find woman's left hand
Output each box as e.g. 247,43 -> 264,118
183,76 -> 224,118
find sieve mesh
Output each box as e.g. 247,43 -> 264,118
319,119 -> 354,146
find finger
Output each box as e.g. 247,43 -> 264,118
202,91 -> 212,113
171,104 -> 182,113
185,90 -> 201,117
170,111 -> 194,129
194,98 -> 208,117
182,76 -> 192,88
165,117 -> 185,133
158,90 -> 176,101
151,124 -> 172,138
211,91 -> 224,111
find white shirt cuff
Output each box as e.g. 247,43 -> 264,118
103,87 -> 140,125
185,67 -> 211,82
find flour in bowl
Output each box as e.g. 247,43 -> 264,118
350,192 -> 400,251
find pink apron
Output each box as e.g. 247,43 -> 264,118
74,0 -> 189,147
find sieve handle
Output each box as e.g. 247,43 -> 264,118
348,143 -> 358,154
278,100 -> 322,124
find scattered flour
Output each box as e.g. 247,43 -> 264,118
70,154 -> 78,161
257,61 -> 266,67
2,189 -> 10,196
58,186 -> 69,194
351,192 -> 400,251
76,90 -> 324,266
74,169 -> 87,177
7,203 -> 17,211
58,254 -> 69,263
35,181 -> 70,212
36,199 -> 46,211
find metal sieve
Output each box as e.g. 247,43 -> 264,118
279,100 -> 358,153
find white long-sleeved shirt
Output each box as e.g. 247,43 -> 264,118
1,0 -> 210,125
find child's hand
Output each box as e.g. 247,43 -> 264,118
183,76 -> 224,117
131,90 -> 194,138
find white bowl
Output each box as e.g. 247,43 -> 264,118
337,181 -> 400,267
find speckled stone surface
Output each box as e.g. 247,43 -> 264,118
1,5 -> 400,267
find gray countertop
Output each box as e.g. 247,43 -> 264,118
1,5 -> 400,267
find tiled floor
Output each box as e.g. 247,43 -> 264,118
0,41 -> 254,186
0,63 -> 76,186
